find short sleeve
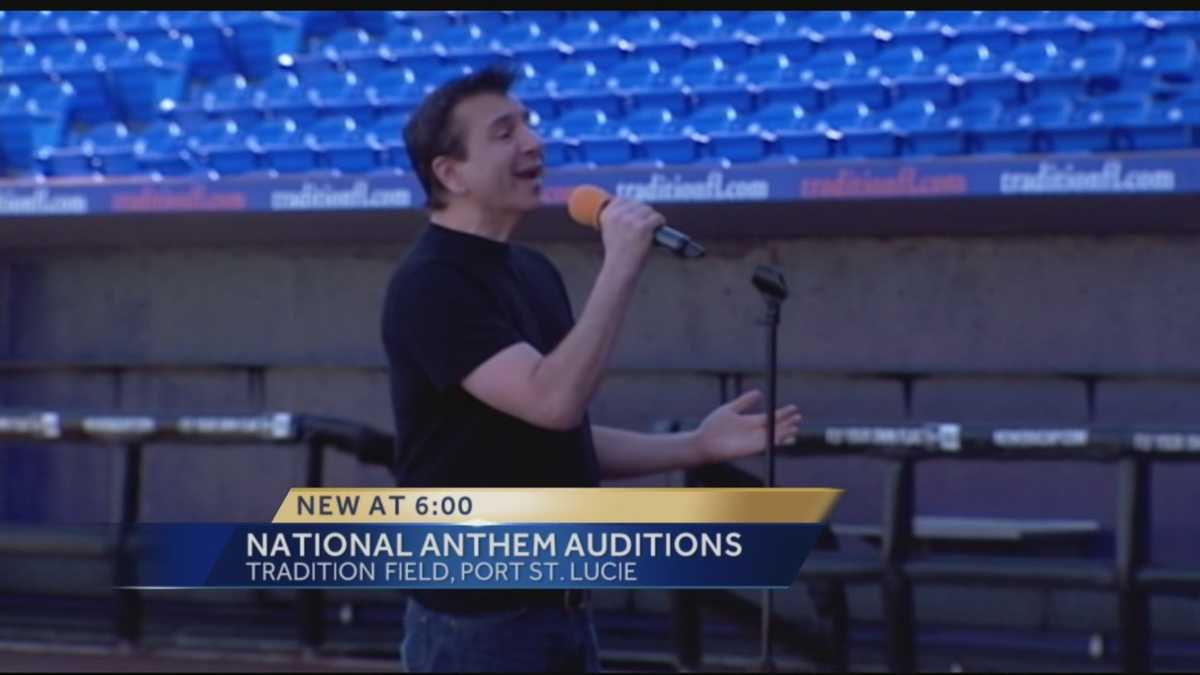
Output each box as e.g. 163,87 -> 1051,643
384,263 -> 524,391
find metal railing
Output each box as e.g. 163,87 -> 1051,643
664,417 -> 1200,673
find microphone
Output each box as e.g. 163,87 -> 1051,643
567,185 -> 705,259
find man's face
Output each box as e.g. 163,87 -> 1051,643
441,92 -> 544,215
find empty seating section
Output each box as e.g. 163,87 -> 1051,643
0,10 -> 1197,177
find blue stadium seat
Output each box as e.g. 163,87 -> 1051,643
777,100 -> 872,159
975,94 -> 1073,153
868,11 -> 949,54
199,73 -> 260,127
255,70 -> 318,127
734,11 -> 799,41
906,97 -> 1003,155
610,57 -> 689,115
0,41 -> 52,93
826,44 -> 924,107
1129,34 -> 1198,90
1155,10 -> 1200,39
1066,38 -> 1127,95
185,118 -> 251,174
835,99 -> 926,158
248,117 -> 316,173
1042,91 -> 1189,152
552,17 -> 607,49
365,67 -> 424,117
1008,11 -> 1090,47
891,42 -> 993,104
579,106 -> 674,165
40,38 -> 116,123
307,70 -> 374,124
379,26 -> 441,79
423,63 -> 474,94
675,54 -> 754,113
40,120 -> 132,176
459,11 -> 514,32
799,11 -> 881,55
60,11 -> 117,42
158,11 -> 236,78
689,104 -> 772,163
546,60 -> 619,115
224,11 -> 306,79
0,84 -> 64,171
675,12 -> 752,63
106,34 -> 192,123
108,11 -> 171,43
1072,11 -> 1154,46
940,11 -> 1021,52
961,40 -> 1065,103
370,112 -> 412,169
88,120 -> 141,175
753,101 -> 808,134
307,114 -> 378,173
135,119 -> 196,175
512,64 -> 557,119
348,11 -> 405,37
432,24 -> 501,70
608,13 -> 678,46
290,27 -> 375,81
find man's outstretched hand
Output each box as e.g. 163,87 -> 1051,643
693,390 -> 802,464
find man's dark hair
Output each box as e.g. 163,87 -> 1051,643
403,65 -> 517,210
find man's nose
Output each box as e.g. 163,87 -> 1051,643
519,124 -> 543,155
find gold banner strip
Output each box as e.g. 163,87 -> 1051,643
272,488 -> 841,524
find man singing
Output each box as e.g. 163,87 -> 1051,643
381,65 -> 802,673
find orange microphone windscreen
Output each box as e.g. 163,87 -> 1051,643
567,185 -> 611,230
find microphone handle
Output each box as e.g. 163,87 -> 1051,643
654,226 -> 706,259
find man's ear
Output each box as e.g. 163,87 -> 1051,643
431,155 -> 467,198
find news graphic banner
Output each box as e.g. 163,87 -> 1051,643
120,488 -> 840,590
0,150 -> 1195,216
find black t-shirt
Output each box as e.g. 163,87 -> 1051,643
380,222 -> 600,612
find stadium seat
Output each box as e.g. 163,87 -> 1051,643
826,45 -> 925,107
365,67 -> 423,117
579,106 -> 674,165
187,118 -> 257,175
906,97 -> 1004,155
39,120 -> 132,176
39,38 -> 117,123
1066,38 -> 1127,96
289,27 -> 374,81
675,54 -> 754,113
734,11 -> 798,41
224,11 -> 306,79
870,11 -> 949,54
370,112 -> 411,169
255,70 -> 319,127
107,33 -> 193,123
975,94 -> 1073,153
960,40 -> 1065,103
940,11 -> 1021,52
135,119 -> 196,175
248,117 -> 316,173
307,114 -> 378,173
1129,34 -> 1198,90
1073,11 -> 1154,46
378,26 -> 441,80
158,10 -> 236,78
800,11 -> 881,55
307,70 -> 374,124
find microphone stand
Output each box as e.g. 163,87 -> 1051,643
752,265 -> 788,673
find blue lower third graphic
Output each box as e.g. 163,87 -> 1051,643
121,523 -> 825,590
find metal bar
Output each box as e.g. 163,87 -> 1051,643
114,441 -> 142,645
881,458 -> 916,673
299,437 -> 326,650
1117,456 -> 1151,674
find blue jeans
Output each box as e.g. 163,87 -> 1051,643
401,597 -> 601,672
